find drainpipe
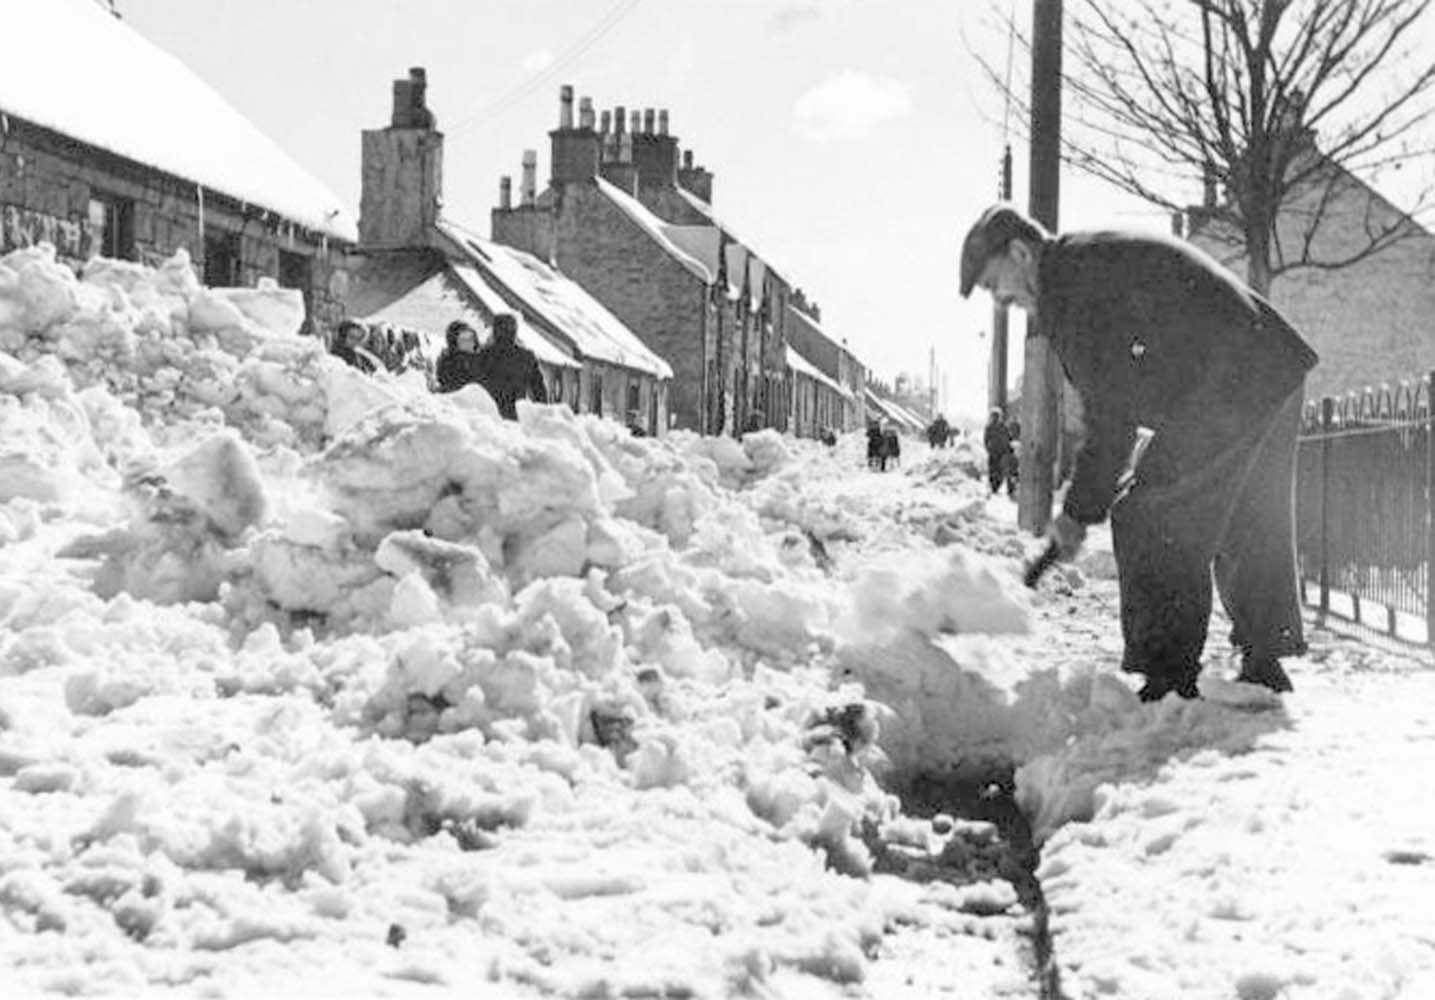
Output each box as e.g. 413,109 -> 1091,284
196,183 -> 206,278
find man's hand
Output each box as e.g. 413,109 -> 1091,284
1048,512 -> 1086,561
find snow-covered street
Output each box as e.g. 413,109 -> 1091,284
2,246 -> 1434,999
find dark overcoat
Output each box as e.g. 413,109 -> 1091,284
1038,232 -> 1318,526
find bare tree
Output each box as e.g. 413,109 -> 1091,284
978,0 -> 1435,294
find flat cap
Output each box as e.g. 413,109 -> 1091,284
959,203 -> 1045,297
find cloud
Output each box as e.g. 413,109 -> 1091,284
770,3 -> 822,31
521,49 -> 554,75
792,72 -> 912,141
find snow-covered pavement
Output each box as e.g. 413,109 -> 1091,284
2,246 -> 1434,999
1036,620 -> 1435,1000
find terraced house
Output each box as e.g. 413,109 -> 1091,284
0,0 -> 354,332
491,87 -> 863,437
347,71 -> 672,433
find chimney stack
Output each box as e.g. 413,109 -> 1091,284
677,148 -> 714,203
360,66 -> 443,248
550,86 -> 600,184
499,176 -> 512,210
559,84 -> 574,128
633,106 -> 679,190
614,106 -> 627,134
630,109 -> 642,135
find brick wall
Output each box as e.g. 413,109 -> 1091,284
551,186 -> 708,430
0,115 -> 352,335
1190,167 -> 1435,402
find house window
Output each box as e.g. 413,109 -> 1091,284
593,374 -> 604,417
87,193 -> 134,260
277,250 -> 313,333
204,230 -> 242,286
627,382 -> 640,421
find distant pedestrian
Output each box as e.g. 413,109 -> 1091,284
881,426 -> 901,471
927,414 -> 951,449
959,202 -> 1318,700
473,313 -> 549,419
331,318 -> 378,375
866,420 -> 884,470
435,320 -> 483,393
983,408 -> 1015,495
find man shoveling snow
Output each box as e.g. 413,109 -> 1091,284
959,203 -> 1318,701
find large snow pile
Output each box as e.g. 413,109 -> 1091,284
0,247 -> 1052,996
0,246 -> 1307,996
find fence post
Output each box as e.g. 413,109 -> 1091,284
1319,396 -> 1333,624
1426,371 -> 1435,646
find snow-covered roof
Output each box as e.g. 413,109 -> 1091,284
864,387 -> 922,430
439,220 -> 672,380
0,0 -> 356,241
349,251 -> 579,369
786,346 -> 853,401
446,265 -> 582,370
594,177 -> 712,283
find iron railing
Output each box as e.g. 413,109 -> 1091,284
1295,373 -> 1435,641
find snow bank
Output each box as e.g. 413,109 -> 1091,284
0,246 -> 1044,994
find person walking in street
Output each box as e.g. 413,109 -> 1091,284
984,408 -> 1015,496
959,203 -> 1318,701
435,319 -> 483,394
881,424 -> 901,471
473,313 -> 549,419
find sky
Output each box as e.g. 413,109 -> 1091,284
117,0 -> 1173,421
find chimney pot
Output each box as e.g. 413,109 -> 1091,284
643,108 -> 656,134
578,97 -> 595,129
629,110 -> 641,134
615,106 -> 626,134
682,149 -> 693,168
521,150 -> 537,205
658,109 -> 669,136
559,85 -> 574,128
599,109 -> 612,134
500,176 -> 512,210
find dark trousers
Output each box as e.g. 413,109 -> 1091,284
1111,387 -> 1306,684
988,452 -> 1012,493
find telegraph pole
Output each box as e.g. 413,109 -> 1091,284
1018,0 -> 1063,533
989,145 -> 1013,416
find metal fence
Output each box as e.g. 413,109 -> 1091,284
1295,373 -> 1435,641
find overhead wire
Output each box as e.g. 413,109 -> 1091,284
447,0 -> 645,135
1002,0 -> 1018,142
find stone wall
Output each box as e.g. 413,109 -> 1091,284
0,115 -> 353,336
549,185 -> 708,430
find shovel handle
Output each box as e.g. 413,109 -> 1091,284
1023,539 -> 1062,589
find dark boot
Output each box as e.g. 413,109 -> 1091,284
1235,655 -> 1293,693
1136,673 -> 1201,703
